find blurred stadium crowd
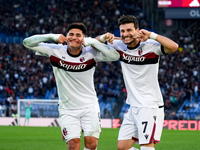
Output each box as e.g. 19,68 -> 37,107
0,0 -> 199,120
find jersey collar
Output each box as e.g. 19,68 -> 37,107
67,48 -> 82,57
127,41 -> 140,50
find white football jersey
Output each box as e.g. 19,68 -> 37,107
36,43 -> 108,109
109,39 -> 165,108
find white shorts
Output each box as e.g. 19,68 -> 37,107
154,106 -> 164,143
118,106 -> 164,145
59,104 -> 101,143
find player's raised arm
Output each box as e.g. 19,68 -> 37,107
84,37 -> 120,61
96,32 -> 121,44
137,29 -> 179,54
23,34 -> 64,55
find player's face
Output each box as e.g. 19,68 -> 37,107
119,23 -> 139,46
66,29 -> 84,49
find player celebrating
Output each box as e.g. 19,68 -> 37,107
23,23 -> 120,150
98,15 -> 178,150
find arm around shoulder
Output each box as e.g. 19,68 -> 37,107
84,37 -> 120,61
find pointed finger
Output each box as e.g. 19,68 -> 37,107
133,34 -> 141,39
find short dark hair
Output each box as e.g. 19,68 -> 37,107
118,15 -> 139,29
66,23 -> 86,35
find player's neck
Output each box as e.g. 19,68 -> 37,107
67,47 -> 82,56
127,39 -> 140,49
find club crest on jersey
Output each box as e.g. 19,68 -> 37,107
80,57 -> 85,62
138,49 -> 143,55
62,127 -> 67,136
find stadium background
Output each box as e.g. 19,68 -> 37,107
0,0 -> 199,125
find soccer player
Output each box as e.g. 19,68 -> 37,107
23,102 -> 32,126
97,15 -> 178,150
23,23 -> 120,150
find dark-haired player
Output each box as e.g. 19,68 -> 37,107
98,15 -> 178,150
23,22 -> 120,150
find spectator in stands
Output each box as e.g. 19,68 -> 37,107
169,112 -> 178,120
178,112 -> 184,120
195,114 -> 200,121
189,102 -> 199,112
0,101 -> 4,117
103,108 -> 112,118
165,99 -> 172,110
169,92 -> 178,108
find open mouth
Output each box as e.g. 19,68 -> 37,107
122,37 -> 132,42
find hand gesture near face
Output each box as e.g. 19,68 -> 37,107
57,34 -> 68,44
136,29 -> 151,42
101,32 -> 121,44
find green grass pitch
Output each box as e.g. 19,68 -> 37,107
0,126 -> 200,150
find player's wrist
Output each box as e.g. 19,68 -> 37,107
149,32 -> 158,40
100,34 -> 106,42
84,37 -> 95,46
